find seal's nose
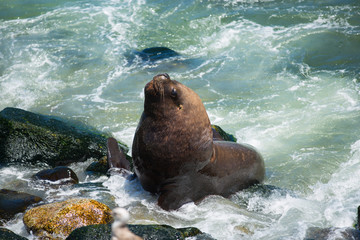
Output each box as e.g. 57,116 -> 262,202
153,73 -> 170,81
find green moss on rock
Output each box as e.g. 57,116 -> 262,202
0,107 -> 128,167
212,125 -> 237,142
66,223 -> 215,240
0,228 -> 27,240
86,156 -> 109,175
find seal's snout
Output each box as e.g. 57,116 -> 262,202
145,74 -> 170,98
153,73 -> 170,81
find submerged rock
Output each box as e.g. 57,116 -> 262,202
304,227 -> 360,240
134,47 -> 180,62
33,166 -> 79,185
0,189 -> 42,221
66,223 -> 215,240
125,47 -> 204,73
23,198 -> 112,239
0,228 -> 27,240
0,107 -> 129,167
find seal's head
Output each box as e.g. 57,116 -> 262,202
144,73 -> 208,123
133,74 -> 213,190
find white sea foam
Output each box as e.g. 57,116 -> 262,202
308,139 -> 360,227
113,126 -> 137,148
103,174 -> 154,208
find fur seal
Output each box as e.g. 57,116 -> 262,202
131,73 -> 265,210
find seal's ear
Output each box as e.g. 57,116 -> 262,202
153,73 -> 170,81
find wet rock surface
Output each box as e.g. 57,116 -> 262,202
0,228 -> 27,240
66,223 -> 215,240
86,156 -> 109,175
0,107 -> 112,167
133,47 -> 180,63
33,166 -> 79,185
0,189 -> 42,221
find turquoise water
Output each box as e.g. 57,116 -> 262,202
1,0 -> 360,239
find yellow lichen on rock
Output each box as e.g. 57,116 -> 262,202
23,198 -> 113,239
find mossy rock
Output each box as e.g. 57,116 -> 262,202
66,224 -> 111,240
66,223 -> 215,240
23,198 -> 113,239
0,107 -> 128,167
0,228 -> 27,240
211,125 -> 237,142
86,156 -> 109,175
129,224 -> 184,239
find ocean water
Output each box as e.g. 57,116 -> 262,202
1,0 -> 360,239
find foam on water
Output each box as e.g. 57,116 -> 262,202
308,140 -> 360,227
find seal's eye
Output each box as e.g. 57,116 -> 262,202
170,88 -> 177,98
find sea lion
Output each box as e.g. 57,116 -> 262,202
131,73 -> 265,210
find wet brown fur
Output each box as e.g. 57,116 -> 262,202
132,74 -> 265,210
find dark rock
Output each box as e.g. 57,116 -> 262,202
66,224 -> 111,240
0,228 -> 27,240
66,223 -> 215,240
0,107 -> 128,167
135,47 -> 180,62
33,166 -> 79,185
304,227 -> 360,240
176,227 -> 215,239
0,189 -> 42,221
176,227 -> 202,237
86,156 -> 108,175
129,224 -> 184,239
212,125 -> 237,142
125,47 -> 205,74
357,205 -> 360,230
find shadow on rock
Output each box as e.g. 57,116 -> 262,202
0,189 -> 42,222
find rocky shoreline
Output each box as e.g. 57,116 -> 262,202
0,107 -> 214,239
1,107 -> 360,239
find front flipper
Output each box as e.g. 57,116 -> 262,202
157,177 -> 193,211
107,137 -> 132,177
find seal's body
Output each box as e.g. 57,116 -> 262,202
132,74 -> 265,210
